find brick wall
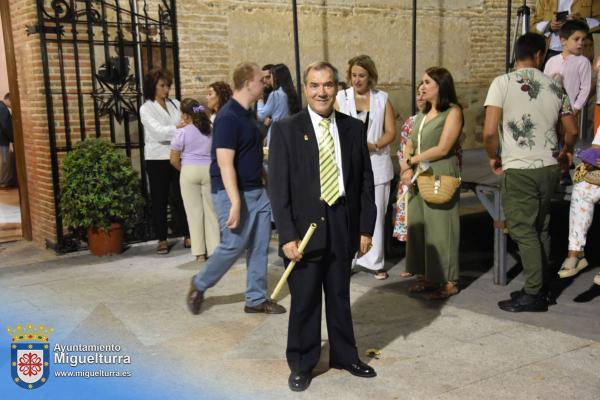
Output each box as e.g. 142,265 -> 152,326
9,0 -> 156,245
173,0 -> 524,149
9,0 -> 57,243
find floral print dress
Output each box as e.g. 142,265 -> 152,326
392,115 -> 415,242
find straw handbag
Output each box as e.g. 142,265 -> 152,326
417,173 -> 461,204
415,116 -> 461,205
574,163 -> 600,185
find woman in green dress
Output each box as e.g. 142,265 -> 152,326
399,67 -> 463,299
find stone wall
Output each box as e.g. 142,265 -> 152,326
175,0 -> 523,150
9,0 -> 525,245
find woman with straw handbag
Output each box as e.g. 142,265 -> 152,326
399,67 -> 463,300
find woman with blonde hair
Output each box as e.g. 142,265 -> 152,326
336,55 -> 397,280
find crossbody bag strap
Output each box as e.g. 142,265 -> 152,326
417,113 -> 462,181
416,115 -> 426,155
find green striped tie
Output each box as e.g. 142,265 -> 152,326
319,118 -> 340,206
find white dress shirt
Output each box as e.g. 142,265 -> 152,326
308,106 -> 346,197
140,98 -> 181,160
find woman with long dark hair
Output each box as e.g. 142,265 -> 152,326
206,81 -> 232,123
170,98 -> 219,263
140,68 -> 190,254
257,63 -> 300,144
400,67 -> 463,299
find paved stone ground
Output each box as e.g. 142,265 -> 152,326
0,206 -> 599,399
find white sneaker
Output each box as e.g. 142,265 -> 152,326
594,272 -> 600,286
558,256 -> 589,278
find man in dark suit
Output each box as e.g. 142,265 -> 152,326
269,61 -> 377,392
0,93 -> 15,187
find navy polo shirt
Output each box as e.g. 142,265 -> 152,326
210,98 -> 264,193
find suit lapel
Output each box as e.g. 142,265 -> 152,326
300,109 -> 319,178
335,111 -> 352,188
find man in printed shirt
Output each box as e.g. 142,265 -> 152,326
483,33 -> 578,312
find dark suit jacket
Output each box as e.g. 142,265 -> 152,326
268,108 -> 376,259
0,102 -> 12,147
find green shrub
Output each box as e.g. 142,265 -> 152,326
60,139 -> 144,231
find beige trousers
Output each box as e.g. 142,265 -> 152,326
180,165 -> 219,256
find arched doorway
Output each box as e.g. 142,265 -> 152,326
0,1 -> 32,244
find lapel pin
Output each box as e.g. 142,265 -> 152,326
304,134 -> 309,141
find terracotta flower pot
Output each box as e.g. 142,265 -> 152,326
86,223 -> 124,256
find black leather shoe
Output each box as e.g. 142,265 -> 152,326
288,371 -> 311,392
187,276 -> 204,315
244,299 -> 286,314
498,292 -> 548,312
512,288 -> 550,299
331,360 -> 376,378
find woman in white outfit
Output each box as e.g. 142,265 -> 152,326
336,55 -> 397,279
140,68 -> 190,254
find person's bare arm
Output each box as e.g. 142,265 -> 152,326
169,150 -> 182,171
483,106 -> 503,175
560,114 -> 579,149
557,113 -> 579,171
400,140 -> 414,186
369,100 -> 397,152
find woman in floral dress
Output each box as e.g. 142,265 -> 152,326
393,83 -> 425,244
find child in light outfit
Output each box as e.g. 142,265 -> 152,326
544,19 -> 592,185
544,19 -> 592,119
559,129 -> 600,286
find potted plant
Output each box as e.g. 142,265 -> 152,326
60,139 -> 144,256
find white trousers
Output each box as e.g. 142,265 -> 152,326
356,181 -> 390,271
180,165 -> 220,257
568,181 -> 600,252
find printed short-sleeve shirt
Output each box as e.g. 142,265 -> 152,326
484,67 -> 572,170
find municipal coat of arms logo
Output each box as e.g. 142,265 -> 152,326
7,323 -> 53,390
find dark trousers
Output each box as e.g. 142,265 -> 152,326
501,165 -> 560,295
146,159 -> 189,241
286,200 -> 359,373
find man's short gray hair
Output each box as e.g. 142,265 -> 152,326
302,61 -> 339,85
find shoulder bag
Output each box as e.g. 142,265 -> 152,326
415,116 -> 461,204
574,163 -> 600,185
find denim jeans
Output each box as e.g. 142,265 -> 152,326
194,188 -> 272,307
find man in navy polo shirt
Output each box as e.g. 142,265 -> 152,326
187,62 -> 286,315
